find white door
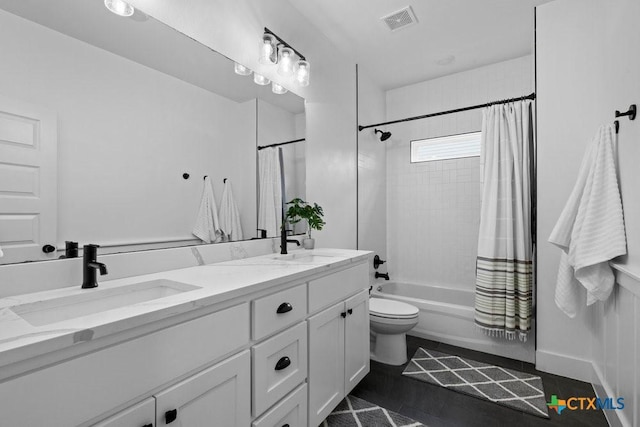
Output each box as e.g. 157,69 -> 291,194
308,301 -> 345,427
154,350 -> 251,427
92,397 -> 155,427
0,95 -> 57,264
344,290 -> 370,395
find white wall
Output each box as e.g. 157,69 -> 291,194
128,0 -> 358,250
357,67 -> 387,273
0,10 -> 256,248
537,1 -> 640,425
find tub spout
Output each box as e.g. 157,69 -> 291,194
375,272 -> 389,280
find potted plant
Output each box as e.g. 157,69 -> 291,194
285,198 -> 326,249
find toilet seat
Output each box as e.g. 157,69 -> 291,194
369,298 -> 418,319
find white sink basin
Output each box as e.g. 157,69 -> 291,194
10,279 -> 200,327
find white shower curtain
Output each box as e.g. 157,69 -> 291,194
474,100 -> 533,341
258,147 -> 282,237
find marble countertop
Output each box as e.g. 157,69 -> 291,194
0,248 -> 371,370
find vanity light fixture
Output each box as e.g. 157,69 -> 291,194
104,0 -> 134,17
253,28 -> 310,91
271,82 -> 288,95
234,62 -> 252,76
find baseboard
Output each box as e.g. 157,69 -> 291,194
535,349 -> 594,383
592,363 -> 627,427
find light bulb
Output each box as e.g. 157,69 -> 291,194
259,34 -> 277,65
272,82 -> 288,94
104,0 -> 134,17
234,62 -> 252,76
277,47 -> 295,76
253,73 -> 270,86
294,60 -> 310,87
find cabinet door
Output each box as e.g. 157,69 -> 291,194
92,397 -> 155,427
154,350 -> 250,427
344,290 -> 370,394
308,301 -> 345,427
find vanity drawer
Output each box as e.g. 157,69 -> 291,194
252,384 -> 307,427
252,284 -> 307,340
308,263 -> 368,313
252,321 -> 307,417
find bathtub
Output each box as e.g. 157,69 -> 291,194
372,281 -> 535,362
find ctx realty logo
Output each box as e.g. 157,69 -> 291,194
547,394 -> 624,415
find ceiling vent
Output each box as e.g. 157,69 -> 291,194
381,6 -> 418,32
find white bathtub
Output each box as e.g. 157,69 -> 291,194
372,281 -> 535,362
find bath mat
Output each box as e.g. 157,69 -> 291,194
403,348 -> 549,418
322,395 -> 425,427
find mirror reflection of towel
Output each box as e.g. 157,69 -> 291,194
219,180 -> 243,242
192,176 -> 222,244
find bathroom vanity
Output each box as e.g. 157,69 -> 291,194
0,249 -> 371,427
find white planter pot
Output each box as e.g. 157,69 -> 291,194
303,238 -> 315,249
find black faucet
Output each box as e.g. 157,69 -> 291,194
287,239 -> 301,246
82,244 -> 108,288
375,272 -> 390,281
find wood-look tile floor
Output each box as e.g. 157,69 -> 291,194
350,335 -> 610,427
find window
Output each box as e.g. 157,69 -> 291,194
410,131 -> 481,163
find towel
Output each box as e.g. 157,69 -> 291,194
549,124 -> 627,317
218,180 -> 243,242
192,176 -> 223,244
0,245 -> 3,257
258,148 -> 282,237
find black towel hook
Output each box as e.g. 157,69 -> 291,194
615,104 -> 637,121
203,175 -> 208,180
223,178 -> 227,183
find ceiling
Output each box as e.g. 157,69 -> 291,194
288,0 -> 554,90
0,0 -> 304,114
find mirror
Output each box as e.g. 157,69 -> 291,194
0,0 -> 305,265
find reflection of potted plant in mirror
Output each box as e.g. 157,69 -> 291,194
285,198 -> 326,249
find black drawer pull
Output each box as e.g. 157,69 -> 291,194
277,302 -> 293,314
275,356 -> 291,371
142,424 -> 153,427
165,409 -> 177,424
282,424 -> 290,427
347,308 -> 353,315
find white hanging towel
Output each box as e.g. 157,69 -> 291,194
218,180 -> 243,242
192,176 -> 223,244
258,148 -> 282,237
549,124 -> 627,318
0,245 -> 3,257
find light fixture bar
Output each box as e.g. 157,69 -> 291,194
263,27 -> 306,61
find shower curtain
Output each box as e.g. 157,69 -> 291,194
258,147 -> 282,237
474,100 -> 533,342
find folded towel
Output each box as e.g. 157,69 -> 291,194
192,176 -> 222,244
218,180 -> 243,242
549,124 -> 627,317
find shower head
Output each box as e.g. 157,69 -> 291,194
374,128 -> 392,142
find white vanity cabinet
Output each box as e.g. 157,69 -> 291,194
0,250 -> 371,427
154,350 -> 251,427
307,263 -> 370,427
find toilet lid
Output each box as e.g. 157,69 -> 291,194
370,298 -> 419,319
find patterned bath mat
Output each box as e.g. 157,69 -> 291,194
403,348 -> 549,418
322,395 -> 425,427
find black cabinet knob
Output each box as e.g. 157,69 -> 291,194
275,356 -> 291,371
165,409 -> 177,424
341,312 -> 347,318
276,302 -> 293,314
42,244 -> 56,253
282,424 -> 290,427
347,309 -> 353,315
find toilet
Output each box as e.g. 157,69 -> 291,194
369,298 -> 419,365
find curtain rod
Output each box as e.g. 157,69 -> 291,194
257,138 -> 305,150
358,92 -> 536,131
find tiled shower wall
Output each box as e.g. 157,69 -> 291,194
385,56 -> 532,290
